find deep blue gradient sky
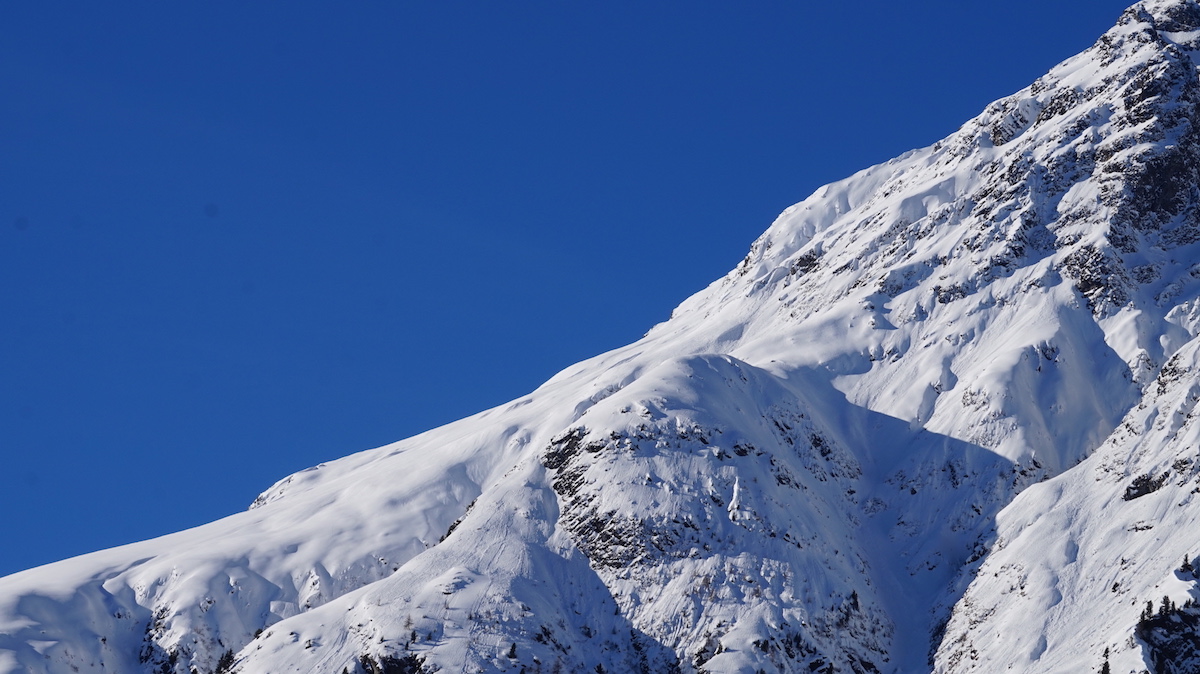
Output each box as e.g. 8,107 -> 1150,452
2,1 -> 1133,576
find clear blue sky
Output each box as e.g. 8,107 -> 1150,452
1,1 -> 1133,576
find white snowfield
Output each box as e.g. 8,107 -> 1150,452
7,1 -> 1200,672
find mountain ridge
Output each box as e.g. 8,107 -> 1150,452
7,1 -> 1200,672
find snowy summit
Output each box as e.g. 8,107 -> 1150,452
7,1 -> 1200,672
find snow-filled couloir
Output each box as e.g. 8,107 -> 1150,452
8,1 -> 1200,672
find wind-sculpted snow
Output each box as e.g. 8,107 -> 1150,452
9,1 -> 1200,672
934,339 -> 1200,674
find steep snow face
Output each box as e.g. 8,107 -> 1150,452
672,0 -> 1200,474
7,1 -> 1200,673
934,340 -> 1200,674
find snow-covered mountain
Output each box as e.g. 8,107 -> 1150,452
8,1 -> 1200,672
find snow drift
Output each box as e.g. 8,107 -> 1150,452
7,1 -> 1200,672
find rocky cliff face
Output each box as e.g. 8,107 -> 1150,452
7,1 -> 1200,673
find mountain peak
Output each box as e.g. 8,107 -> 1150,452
8,3 -> 1200,674
1126,0 -> 1200,31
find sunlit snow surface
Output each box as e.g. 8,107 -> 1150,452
8,1 -> 1200,672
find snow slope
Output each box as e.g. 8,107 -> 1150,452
8,1 -> 1200,672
